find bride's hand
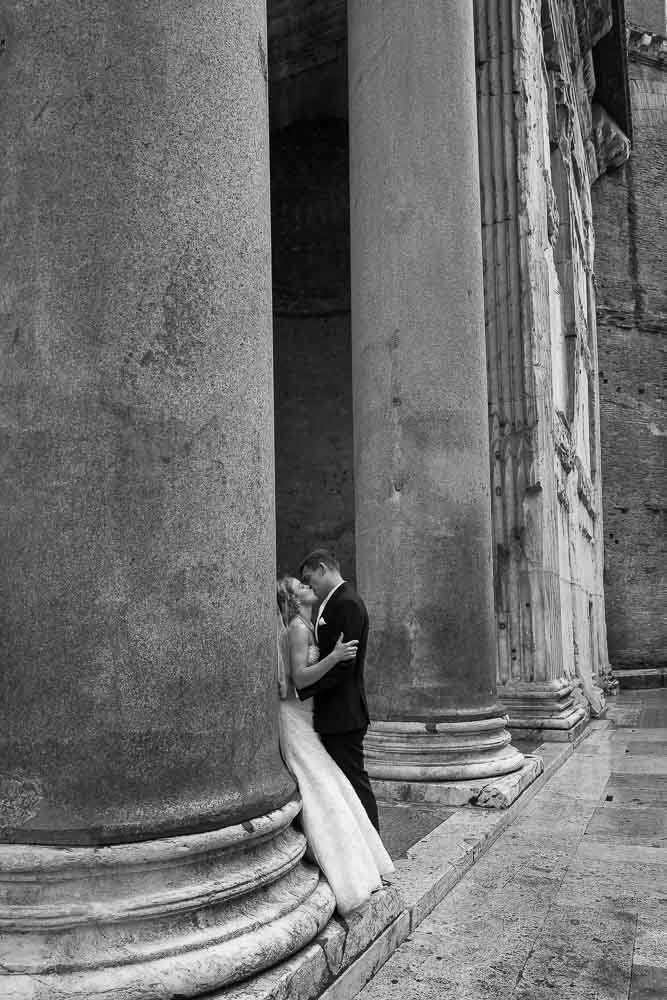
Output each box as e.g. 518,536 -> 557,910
334,633 -> 359,663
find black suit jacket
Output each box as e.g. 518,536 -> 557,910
297,582 -> 370,734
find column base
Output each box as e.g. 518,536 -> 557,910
0,798 -> 335,1000
499,678 -> 589,742
372,752 -> 543,808
364,713 -> 524,781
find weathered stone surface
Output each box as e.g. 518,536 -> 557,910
471,755 -> 544,807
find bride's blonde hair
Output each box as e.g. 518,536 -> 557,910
276,576 -> 301,627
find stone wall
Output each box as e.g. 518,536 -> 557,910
627,0 -> 666,30
270,119 -> 356,580
592,14 -> 667,670
268,0 -> 347,129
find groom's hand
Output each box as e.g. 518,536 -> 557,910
334,632 -> 359,663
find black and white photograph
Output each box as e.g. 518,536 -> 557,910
1,1 -> 665,997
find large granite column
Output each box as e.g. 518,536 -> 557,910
0,3 -> 333,997
348,0 -> 523,781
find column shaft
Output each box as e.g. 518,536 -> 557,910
348,0 -> 522,780
0,2 -> 334,994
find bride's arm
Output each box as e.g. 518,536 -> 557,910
289,621 -> 358,688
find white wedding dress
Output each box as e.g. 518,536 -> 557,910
278,633 -> 394,915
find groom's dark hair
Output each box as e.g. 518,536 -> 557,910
299,548 -> 340,577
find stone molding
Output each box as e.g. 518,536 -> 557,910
0,798 -> 336,998
365,716 -> 524,782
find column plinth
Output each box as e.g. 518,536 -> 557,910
501,680 -> 589,742
1,1 -> 333,992
348,0 -> 524,783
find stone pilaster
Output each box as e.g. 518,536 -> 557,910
348,0 -> 523,782
474,0 -> 585,739
473,0 -> 616,738
0,2 -> 334,995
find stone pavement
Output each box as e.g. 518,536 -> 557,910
356,689 -> 667,1000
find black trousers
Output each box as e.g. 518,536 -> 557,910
321,727 -> 380,832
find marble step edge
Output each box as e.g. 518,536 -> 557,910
218,735 -> 584,1000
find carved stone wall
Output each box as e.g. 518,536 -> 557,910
542,0 -> 620,713
592,8 -> 667,672
473,0 -> 629,734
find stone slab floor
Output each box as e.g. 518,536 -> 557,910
356,689 -> 667,1000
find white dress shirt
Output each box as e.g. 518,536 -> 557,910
315,580 -> 345,643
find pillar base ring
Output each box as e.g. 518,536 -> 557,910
0,797 -> 336,999
365,716 -> 525,781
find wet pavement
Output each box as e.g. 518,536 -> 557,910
356,689 -> 667,1000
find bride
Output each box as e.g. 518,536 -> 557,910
276,576 -> 394,916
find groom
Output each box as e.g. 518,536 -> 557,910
296,548 -> 380,831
